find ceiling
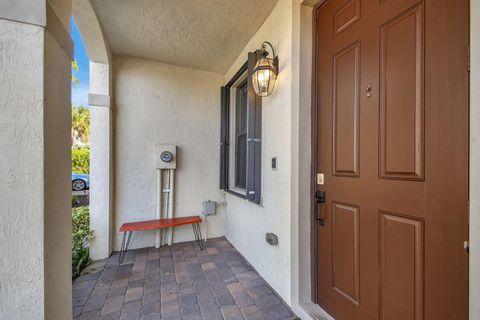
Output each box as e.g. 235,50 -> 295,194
92,0 -> 278,73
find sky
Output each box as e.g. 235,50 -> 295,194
71,17 -> 89,107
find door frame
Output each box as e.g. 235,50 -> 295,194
310,0 -> 324,304
470,2 -> 480,319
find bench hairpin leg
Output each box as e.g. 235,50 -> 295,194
119,232 -> 126,263
119,231 -> 133,264
197,223 -> 204,250
191,224 -> 197,244
192,223 -> 204,251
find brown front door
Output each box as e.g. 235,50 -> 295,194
313,0 -> 469,319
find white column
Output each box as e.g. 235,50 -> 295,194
470,0 -> 480,318
0,1 -> 73,319
89,62 -> 114,260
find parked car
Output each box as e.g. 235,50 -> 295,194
72,173 -> 90,191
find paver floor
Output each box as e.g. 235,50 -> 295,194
73,237 -> 296,320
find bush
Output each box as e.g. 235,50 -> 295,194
72,147 -> 90,174
72,206 -> 93,279
72,195 -> 79,206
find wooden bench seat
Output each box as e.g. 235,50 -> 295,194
118,215 -> 204,263
120,216 -> 202,232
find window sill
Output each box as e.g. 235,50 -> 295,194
222,189 -> 263,207
223,189 -> 246,200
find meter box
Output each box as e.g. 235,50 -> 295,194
155,144 -> 177,169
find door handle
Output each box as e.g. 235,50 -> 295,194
315,191 -> 326,226
315,191 -> 325,203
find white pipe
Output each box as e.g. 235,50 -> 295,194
155,169 -> 162,248
162,170 -> 169,246
167,169 -> 175,245
204,216 -> 208,242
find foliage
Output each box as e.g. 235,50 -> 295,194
72,60 -> 79,87
72,106 -> 90,147
72,206 -> 93,279
72,195 -> 79,206
72,147 -> 90,174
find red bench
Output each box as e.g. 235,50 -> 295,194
118,216 -> 204,263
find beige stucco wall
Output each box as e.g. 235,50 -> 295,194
223,0 -> 294,304
43,29 -> 73,320
113,56 -> 226,249
0,1 -> 72,319
44,3 -> 73,318
0,18 -> 46,320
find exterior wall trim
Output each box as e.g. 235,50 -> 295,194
0,2 -> 73,60
89,93 -> 111,108
0,0 -> 46,27
46,3 -> 73,60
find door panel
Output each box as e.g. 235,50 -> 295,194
379,3 -> 424,180
379,212 -> 424,320
333,41 -> 360,176
332,202 -> 360,304
333,0 -> 361,37
313,0 -> 469,319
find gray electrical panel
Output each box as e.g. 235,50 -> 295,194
203,201 -> 216,216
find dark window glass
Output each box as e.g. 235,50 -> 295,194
235,79 -> 248,189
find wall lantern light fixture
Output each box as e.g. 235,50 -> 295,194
252,41 -> 278,97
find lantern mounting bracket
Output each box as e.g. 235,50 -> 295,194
259,41 -> 276,58
256,41 -> 279,72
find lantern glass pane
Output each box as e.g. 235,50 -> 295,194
252,58 -> 277,97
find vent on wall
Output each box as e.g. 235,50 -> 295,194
266,233 -> 278,246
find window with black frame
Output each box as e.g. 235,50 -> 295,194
220,52 -> 262,204
234,79 -> 248,190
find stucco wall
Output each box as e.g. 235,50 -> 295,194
0,18 -> 46,320
114,56 -> 226,250
43,29 -> 73,319
223,0 -> 294,303
0,1 -> 72,319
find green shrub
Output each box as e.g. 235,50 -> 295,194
72,206 -> 93,279
72,195 -> 79,206
72,147 -> 90,174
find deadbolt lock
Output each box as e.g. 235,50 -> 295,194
366,83 -> 373,97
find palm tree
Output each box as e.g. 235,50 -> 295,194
72,106 -> 90,147
71,60 -> 90,148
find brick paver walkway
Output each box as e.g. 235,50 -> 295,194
73,237 -> 296,320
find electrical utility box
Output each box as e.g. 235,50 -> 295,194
203,201 -> 217,216
155,144 -> 177,169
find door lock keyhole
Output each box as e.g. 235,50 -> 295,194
366,84 -> 373,97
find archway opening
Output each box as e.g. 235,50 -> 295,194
71,16 -> 92,280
